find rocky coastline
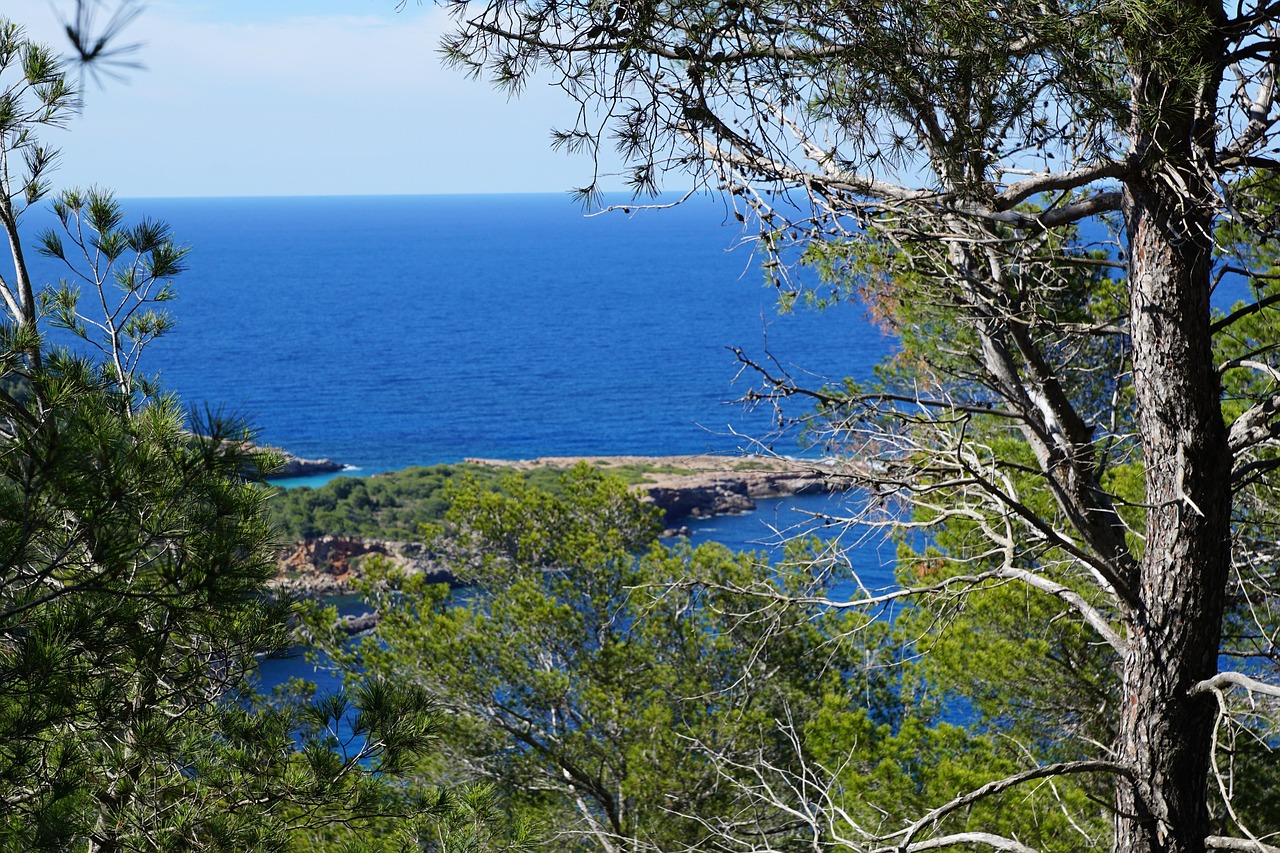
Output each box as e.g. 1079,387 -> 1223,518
269,452 -> 346,478
271,454 -> 848,614
272,535 -> 453,598
466,454 -> 842,529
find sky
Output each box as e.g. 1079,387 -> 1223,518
5,0 -> 624,197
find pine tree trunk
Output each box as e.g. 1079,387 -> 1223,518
1115,25 -> 1231,839
1117,180 -> 1230,851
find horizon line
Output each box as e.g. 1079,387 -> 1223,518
105,188 -> 705,202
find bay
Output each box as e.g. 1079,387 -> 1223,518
23,193 -> 898,698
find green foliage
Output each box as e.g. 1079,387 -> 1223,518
0,18 -> 79,335
38,187 -> 188,401
435,0 -> 1280,841
1206,174 -> 1280,837
313,468 -> 819,848
783,188 -> 1280,844
755,213 -> 1135,847
269,464 -> 561,541
267,461 -> 685,542
805,704 -> 1109,848
309,466 -> 1110,851
283,780 -> 541,853
0,19 -> 74,214
0,23 -> 487,845
429,464 -> 663,580
0,348 -> 456,849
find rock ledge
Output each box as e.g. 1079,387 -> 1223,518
465,454 -> 842,525
273,455 -> 849,599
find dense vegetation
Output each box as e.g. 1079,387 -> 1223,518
308,466 -> 1110,853
266,461 -> 693,541
438,0 -> 1280,844
268,465 -> 544,540
0,19 -> 489,850
264,458 -> 691,537
9,0 -> 1280,850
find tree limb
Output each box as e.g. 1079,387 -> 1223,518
896,833 -> 1043,853
1212,290 -> 1280,334
888,761 -> 1133,850
994,160 -> 1132,211
1227,394 -> 1280,454
1206,837 -> 1280,852
1189,670 -> 1280,699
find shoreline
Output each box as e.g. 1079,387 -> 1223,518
272,453 -> 853,602
464,453 -> 845,526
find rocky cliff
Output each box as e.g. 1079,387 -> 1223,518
272,535 -> 453,598
468,454 -> 839,526
639,469 -> 829,525
270,453 -> 345,478
273,455 -> 846,596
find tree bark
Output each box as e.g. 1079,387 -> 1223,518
1116,14 -> 1232,846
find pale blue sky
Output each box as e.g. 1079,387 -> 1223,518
6,0 -> 624,197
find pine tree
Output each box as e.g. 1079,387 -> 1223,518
0,19 -> 446,851
439,0 -> 1280,847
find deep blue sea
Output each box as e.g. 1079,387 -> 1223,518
20,192 -> 1234,723
26,193 -> 890,471
24,194 -> 901,697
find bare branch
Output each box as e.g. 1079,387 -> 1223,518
1190,670 -> 1280,699
1227,394 -> 1280,455
1206,837 -> 1280,853
889,761 -> 1133,850
690,133 -> 936,205
996,565 -> 1126,652
994,160 -> 1131,211
897,833 -> 1043,853
1212,290 -> 1280,334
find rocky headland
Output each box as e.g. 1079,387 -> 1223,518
272,535 -> 453,598
271,454 -> 847,602
466,454 -> 843,529
270,452 -> 346,478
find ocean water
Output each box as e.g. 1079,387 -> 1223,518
25,193 -> 891,472
26,193 -> 902,702
23,193 -> 1246,485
